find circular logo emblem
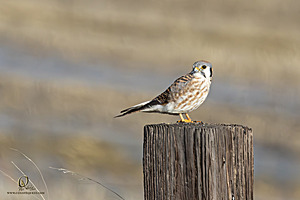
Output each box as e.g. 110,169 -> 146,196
18,175 -> 29,188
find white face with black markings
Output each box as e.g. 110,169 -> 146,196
192,61 -> 213,81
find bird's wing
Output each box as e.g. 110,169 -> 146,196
114,72 -> 194,118
152,72 -> 194,105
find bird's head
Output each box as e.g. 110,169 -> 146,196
192,60 -> 213,80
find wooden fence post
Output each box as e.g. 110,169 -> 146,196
143,123 -> 253,200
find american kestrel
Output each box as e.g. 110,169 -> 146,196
115,61 -> 213,122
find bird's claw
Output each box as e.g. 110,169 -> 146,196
177,119 -> 192,123
177,120 -> 203,123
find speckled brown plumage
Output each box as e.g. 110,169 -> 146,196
115,60 -> 213,122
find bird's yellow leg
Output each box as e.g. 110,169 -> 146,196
177,113 -> 192,123
179,113 -> 185,121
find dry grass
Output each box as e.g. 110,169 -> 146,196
0,131 -> 140,177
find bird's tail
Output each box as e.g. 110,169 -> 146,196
114,100 -> 152,118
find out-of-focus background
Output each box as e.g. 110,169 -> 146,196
0,0 -> 299,199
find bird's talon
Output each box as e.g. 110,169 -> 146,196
177,119 -> 193,123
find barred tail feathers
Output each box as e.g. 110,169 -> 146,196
114,100 -> 152,118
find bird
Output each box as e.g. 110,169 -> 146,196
115,60 -> 213,122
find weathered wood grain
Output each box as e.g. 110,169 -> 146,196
143,123 -> 253,200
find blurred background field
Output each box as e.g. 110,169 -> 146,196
0,0 -> 299,199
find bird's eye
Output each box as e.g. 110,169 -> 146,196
202,65 -> 207,69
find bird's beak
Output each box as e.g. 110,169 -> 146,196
195,67 -> 200,71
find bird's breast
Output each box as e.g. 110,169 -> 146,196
172,77 -> 210,113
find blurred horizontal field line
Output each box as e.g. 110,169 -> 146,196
2,1 -> 299,46
1,0 -> 300,54
1,0 -> 300,91
0,43 -> 299,119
